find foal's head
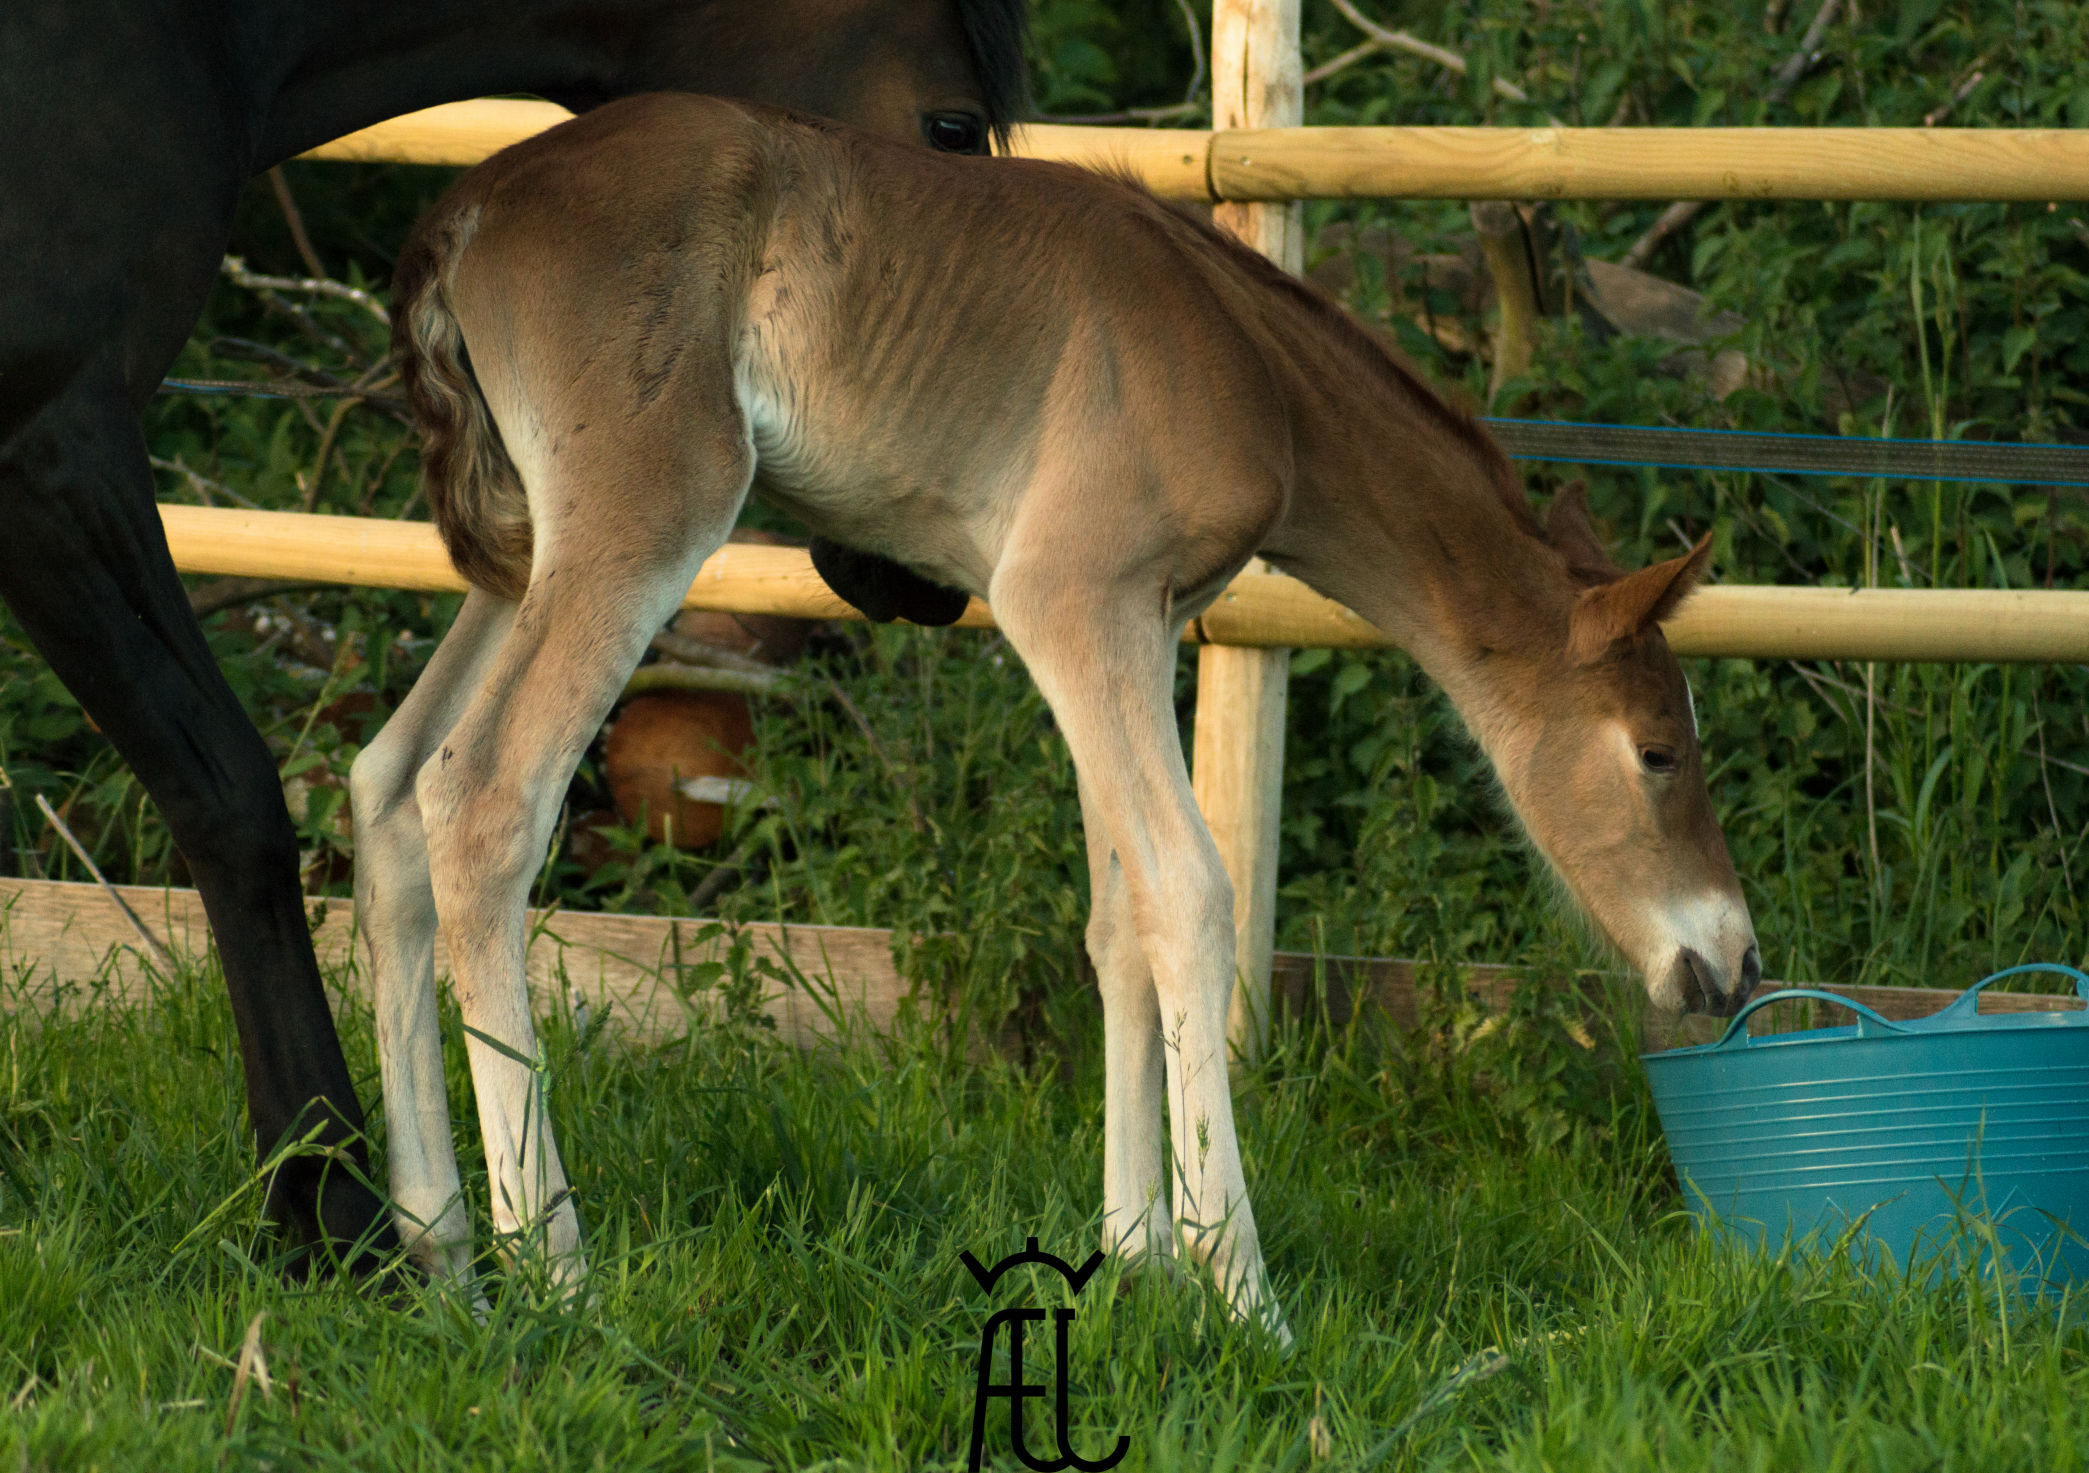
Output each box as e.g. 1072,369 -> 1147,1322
1463,485 -> 1759,1016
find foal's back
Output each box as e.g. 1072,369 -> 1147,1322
398,93 -> 1299,608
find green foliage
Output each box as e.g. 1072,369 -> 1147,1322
2,2 -> 2085,1011
1281,0 -> 2089,990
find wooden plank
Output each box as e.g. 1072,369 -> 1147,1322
1201,0 -> 1300,1066
1659,584 -> 2089,664
1195,640 -> 1290,1059
300,101 -> 2089,205
299,98 -> 575,166
1197,573 -> 2089,664
160,504 -> 2089,664
0,878 -> 912,1048
1009,123 -> 1213,199
6,877 -> 2070,1052
1210,125 -> 2089,203
158,503 -> 997,626
1267,951 -> 2084,1051
300,103 -> 1216,194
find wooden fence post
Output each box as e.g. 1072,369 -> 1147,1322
1201,0 -> 1301,1062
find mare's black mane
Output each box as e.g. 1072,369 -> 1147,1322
958,0 -> 1033,145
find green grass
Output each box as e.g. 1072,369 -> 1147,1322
5,1 -> 2089,1464
5,952 -> 2089,1471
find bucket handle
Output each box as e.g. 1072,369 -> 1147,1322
1932,962 -> 2089,1021
1708,987 -> 1901,1051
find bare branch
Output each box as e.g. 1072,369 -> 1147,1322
1305,39 -> 1386,87
684,819 -> 776,913
189,578 -> 343,619
266,168 -> 327,280
150,454 -> 263,511
1621,200 -> 1705,271
1622,0 -> 1842,268
819,674 -> 928,835
1173,0 -> 1206,108
1923,67 -> 1984,127
221,254 -> 391,328
1324,0 -> 1530,104
35,793 -> 177,971
650,629 -> 786,677
622,662 -> 788,699
1768,0 -> 1846,98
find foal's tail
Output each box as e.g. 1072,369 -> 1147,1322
393,206 -> 533,602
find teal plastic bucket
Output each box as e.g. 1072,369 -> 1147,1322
1642,965 -> 2089,1290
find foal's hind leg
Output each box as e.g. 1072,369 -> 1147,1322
416,477 -> 753,1290
994,566 -> 1285,1342
350,590 -> 518,1289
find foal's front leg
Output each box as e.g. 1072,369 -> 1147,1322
998,575 -> 1288,1343
1078,779 -> 1171,1266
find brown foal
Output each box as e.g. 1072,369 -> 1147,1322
358,94 -> 1760,1337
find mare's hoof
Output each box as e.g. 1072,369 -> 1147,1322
270,1176 -> 407,1283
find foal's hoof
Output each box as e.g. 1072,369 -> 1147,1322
1113,1247 -> 1293,1351
1112,1249 -> 1192,1295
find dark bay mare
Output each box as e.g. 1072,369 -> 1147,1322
0,0 -> 1025,1271
369,95 -> 1763,1337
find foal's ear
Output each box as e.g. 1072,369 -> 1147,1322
1545,481 -> 1620,584
1568,532 -> 1713,663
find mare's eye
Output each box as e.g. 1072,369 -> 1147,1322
1640,746 -> 1678,775
925,112 -> 987,154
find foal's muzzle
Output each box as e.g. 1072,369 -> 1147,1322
1674,943 -> 1762,1017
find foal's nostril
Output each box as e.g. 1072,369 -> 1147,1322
1739,944 -> 1763,996
1676,948 -> 1712,1013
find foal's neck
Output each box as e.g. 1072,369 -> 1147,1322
1252,288 -> 1569,681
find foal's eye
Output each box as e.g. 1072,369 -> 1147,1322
1639,746 -> 1679,774
924,112 -> 988,154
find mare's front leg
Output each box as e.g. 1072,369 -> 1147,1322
994,563 -> 1287,1344
0,381 -> 397,1268
0,24 -> 396,1269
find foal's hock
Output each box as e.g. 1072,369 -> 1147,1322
360,94 -> 1757,1333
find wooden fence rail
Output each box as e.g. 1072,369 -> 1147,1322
163,505 -> 2089,664
303,99 -> 2089,203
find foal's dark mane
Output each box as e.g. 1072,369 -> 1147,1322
958,0 -> 1033,145
1155,197 -> 1543,543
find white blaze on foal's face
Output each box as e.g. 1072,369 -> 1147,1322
1575,655 -> 1757,1015
1470,538 -> 1761,1018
